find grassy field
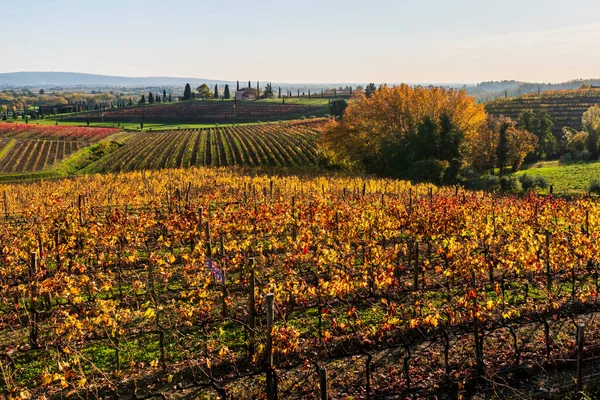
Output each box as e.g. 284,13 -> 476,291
515,160 -> 600,194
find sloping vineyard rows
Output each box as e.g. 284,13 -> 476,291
0,140 -> 85,173
61,101 -> 327,123
3,168 -> 600,398
485,90 -> 600,134
93,121 -> 325,173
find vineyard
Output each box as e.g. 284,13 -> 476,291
0,124 -> 121,175
89,120 -> 325,173
485,89 -> 600,135
1,167 -> 600,398
60,101 -> 329,124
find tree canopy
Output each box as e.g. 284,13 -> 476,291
320,84 -> 487,180
196,84 -> 212,99
329,99 -> 348,118
183,84 -> 192,101
583,105 -> 600,158
364,83 -> 377,98
518,110 -> 556,160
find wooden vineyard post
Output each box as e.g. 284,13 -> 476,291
198,207 -> 204,233
265,293 -> 276,400
54,230 -> 61,272
472,270 -> 483,375
78,194 -> 84,226
319,367 -> 328,400
248,259 -> 256,358
576,324 -> 585,399
409,188 -> 413,215
29,251 -> 39,349
362,182 -> 366,198
365,353 -> 372,398
586,210 -> 589,236
205,220 -> 212,258
270,180 -> 274,199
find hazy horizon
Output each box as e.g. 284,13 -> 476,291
3,0 -> 600,83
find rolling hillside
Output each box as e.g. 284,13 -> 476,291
60,100 -> 329,124
0,120 -> 327,181
89,120 -> 325,173
0,123 -> 120,174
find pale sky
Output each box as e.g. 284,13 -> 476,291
3,0 -> 600,83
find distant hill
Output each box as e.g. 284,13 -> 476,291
471,79 -> 600,101
0,71 -> 373,93
0,72 -> 231,88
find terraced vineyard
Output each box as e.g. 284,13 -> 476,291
485,89 -> 600,134
92,120 -> 325,172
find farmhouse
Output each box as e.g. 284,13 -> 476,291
235,89 -> 256,101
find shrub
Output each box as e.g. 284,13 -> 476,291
559,153 -> 573,164
590,179 -> 600,194
408,159 -> 449,184
519,174 -> 536,190
483,174 -> 500,191
500,175 -> 520,192
442,158 -> 463,185
573,150 -> 591,162
534,175 -> 548,189
560,150 -> 592,164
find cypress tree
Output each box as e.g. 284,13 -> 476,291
224,84 -> 231,99
163,89 -> 167,100
237,81 -> 240,91
248,80 -> 251,89
139,95 -> 146,105
278,87 -> 281,99
148,92 -> 154,104
169,94 -> 172,102
257,81 -> 260,98
183,83 -> 192,101
214,84 -> 219,99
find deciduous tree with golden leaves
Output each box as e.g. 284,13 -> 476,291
319,84 -> 487,180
